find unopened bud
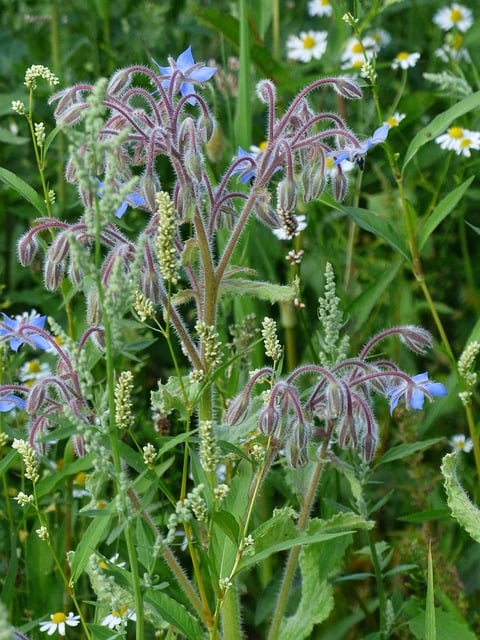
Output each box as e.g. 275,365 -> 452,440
184,152 -> 204,184
17,232 -> 39,266
332,171 -> 348,202
26,383 -> 46,413
277,178 -> 297,214
107,67 -> 132,96
226,392 -> 250,426
259,404 -> 280,437
43,260 -> 64,291
256,79 -> 276,105
398,325 -> 433,354
301,163 -> 326,202
333,77 -> 363,100
46,231 -> 70,265
361,431 -> 377,462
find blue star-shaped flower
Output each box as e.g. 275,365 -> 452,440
152,46 -> 217,105
96,180 -> 146,219
329,123 -> 389,169
0,312 -> 51,352
231,147 -> 257,184
0,393 -> 26,412
387,372 -> 447,414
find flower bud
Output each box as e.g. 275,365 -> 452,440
256,79 -> 276,105
361,431 -> 377,462
259,404 -> 280,437
277,178 -> 297,214
333,77 -> 363,100
226,392 -> 250,426
398,325 -> 433,354
46,231 -> 71,265
107,67 -> 132,97
43,260 -> 64,291
26,383 -> 46,413
17,232 -> 39,266
184,151 -> 204,184
301,163 -> 326,202
332,171 -> 348,202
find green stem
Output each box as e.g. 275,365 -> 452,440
267,448 -> 328,640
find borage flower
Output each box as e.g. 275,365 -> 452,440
435,126 -> 480,157
287,31 -> 328,63
96,179 -> 146,219
39,612 -> 80,636
0,393 -> 26,412
388,372 -> 447,414
0,311 -> 51,352
152,46 -> 216,105
433,3 -> 473,32
391,51 -> 421,70
328,123 -> 389,169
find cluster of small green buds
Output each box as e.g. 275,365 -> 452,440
11,100 -> 26,115
36,525 -> 49,541
458,341 -> 480,389
0,432 -> 8,448
195,321 -> 223,369
342,11 -> 358,26
219,577 -> 233,592
142,443 -> 157,468
12,438 -> 39,483
14,491 -> 34,507
189,368 -> 205,384
114,370 -> 134,429
133,290 -> 155,322
213,483 -> 230,505
198,420 -> 218,473
155,191 -> 180,284
361,60 -> 377,84
240,534 -> 255,556
188,485 -> 208,522
318,262 -> 349,365
34,121 -> 46,147
24,64 -> 59,90
47,189 -> 56,205
261,317 -> 283,362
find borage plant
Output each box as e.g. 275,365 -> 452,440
1,51 -> 446,640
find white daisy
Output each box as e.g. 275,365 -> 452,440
341,36 -> 379,69
391,51 -> 421,70
39,612 -> 80,636
450,434 -> 474,452
101,606 -> 136,630
433,3 -> 474,32
308,0 -> 333,17
384,112 -> 406,128
435,126 -> 480,157
19,359 -> 51,385
434,33 -> 471,62
287,31 -> 328,63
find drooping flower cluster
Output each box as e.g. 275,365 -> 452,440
228,326 -> 447,467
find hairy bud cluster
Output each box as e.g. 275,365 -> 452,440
229,325 -> 446,467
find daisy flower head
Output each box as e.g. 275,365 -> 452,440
433,3 -> 473,32
308,0 -> 333,17
287,30 -> 328,63
101,606 -> 136,630
39,611 -> 80,636
19,359 -> 51,386
391,51 -> 421,70
435,125 -> 480,157
435,33 -> 471,62
341,36 -> 379,69
384,112 -> 406,128
450,434 -> 474,452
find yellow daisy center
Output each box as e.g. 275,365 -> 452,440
302,35 -> 316,50
451,34 -> 463,49
74,471 -> 87,485
460,138 -> 472,148
99,559 -> 108,569
386,117 -> 398,127
448,126 -> 464,139
27,360 -> 41,373
325,157 -> 335,170
396,52 -> 410,61
450,8 -> 462,22
321,0 -> 330,4
52,612 -> 67,624
352,42 -> 363,54
351,60 -> 363,68
258,141 -> 268,152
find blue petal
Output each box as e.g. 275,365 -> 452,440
151,58 -> 171,76
370,123 -> 389,144
426,381 -> 448,398
409,388 -> 426,410
0,394 -> 26,412
191,66 -> 217,82
114,201 -> 128,219
176,46 -> 195,71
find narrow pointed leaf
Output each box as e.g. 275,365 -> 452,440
342,206 -> 410,261
0,167 -> 47,216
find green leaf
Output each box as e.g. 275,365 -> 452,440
402,90 -> 480,172
377,438 -> 444,465
441,452 -> 480,543
399,509 -> 450,523
426,543 -> 436,640
278,517 -> 359,640
220,278 -> 295,303
0,127 -> 29,145
408,608 -> 477,640
346,261 -> 402,331
0,167 -> 47,216
341,206 -> 410,261
418,177 -> 475,251
70,511 -> 113,583
143,586 -> 206,639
